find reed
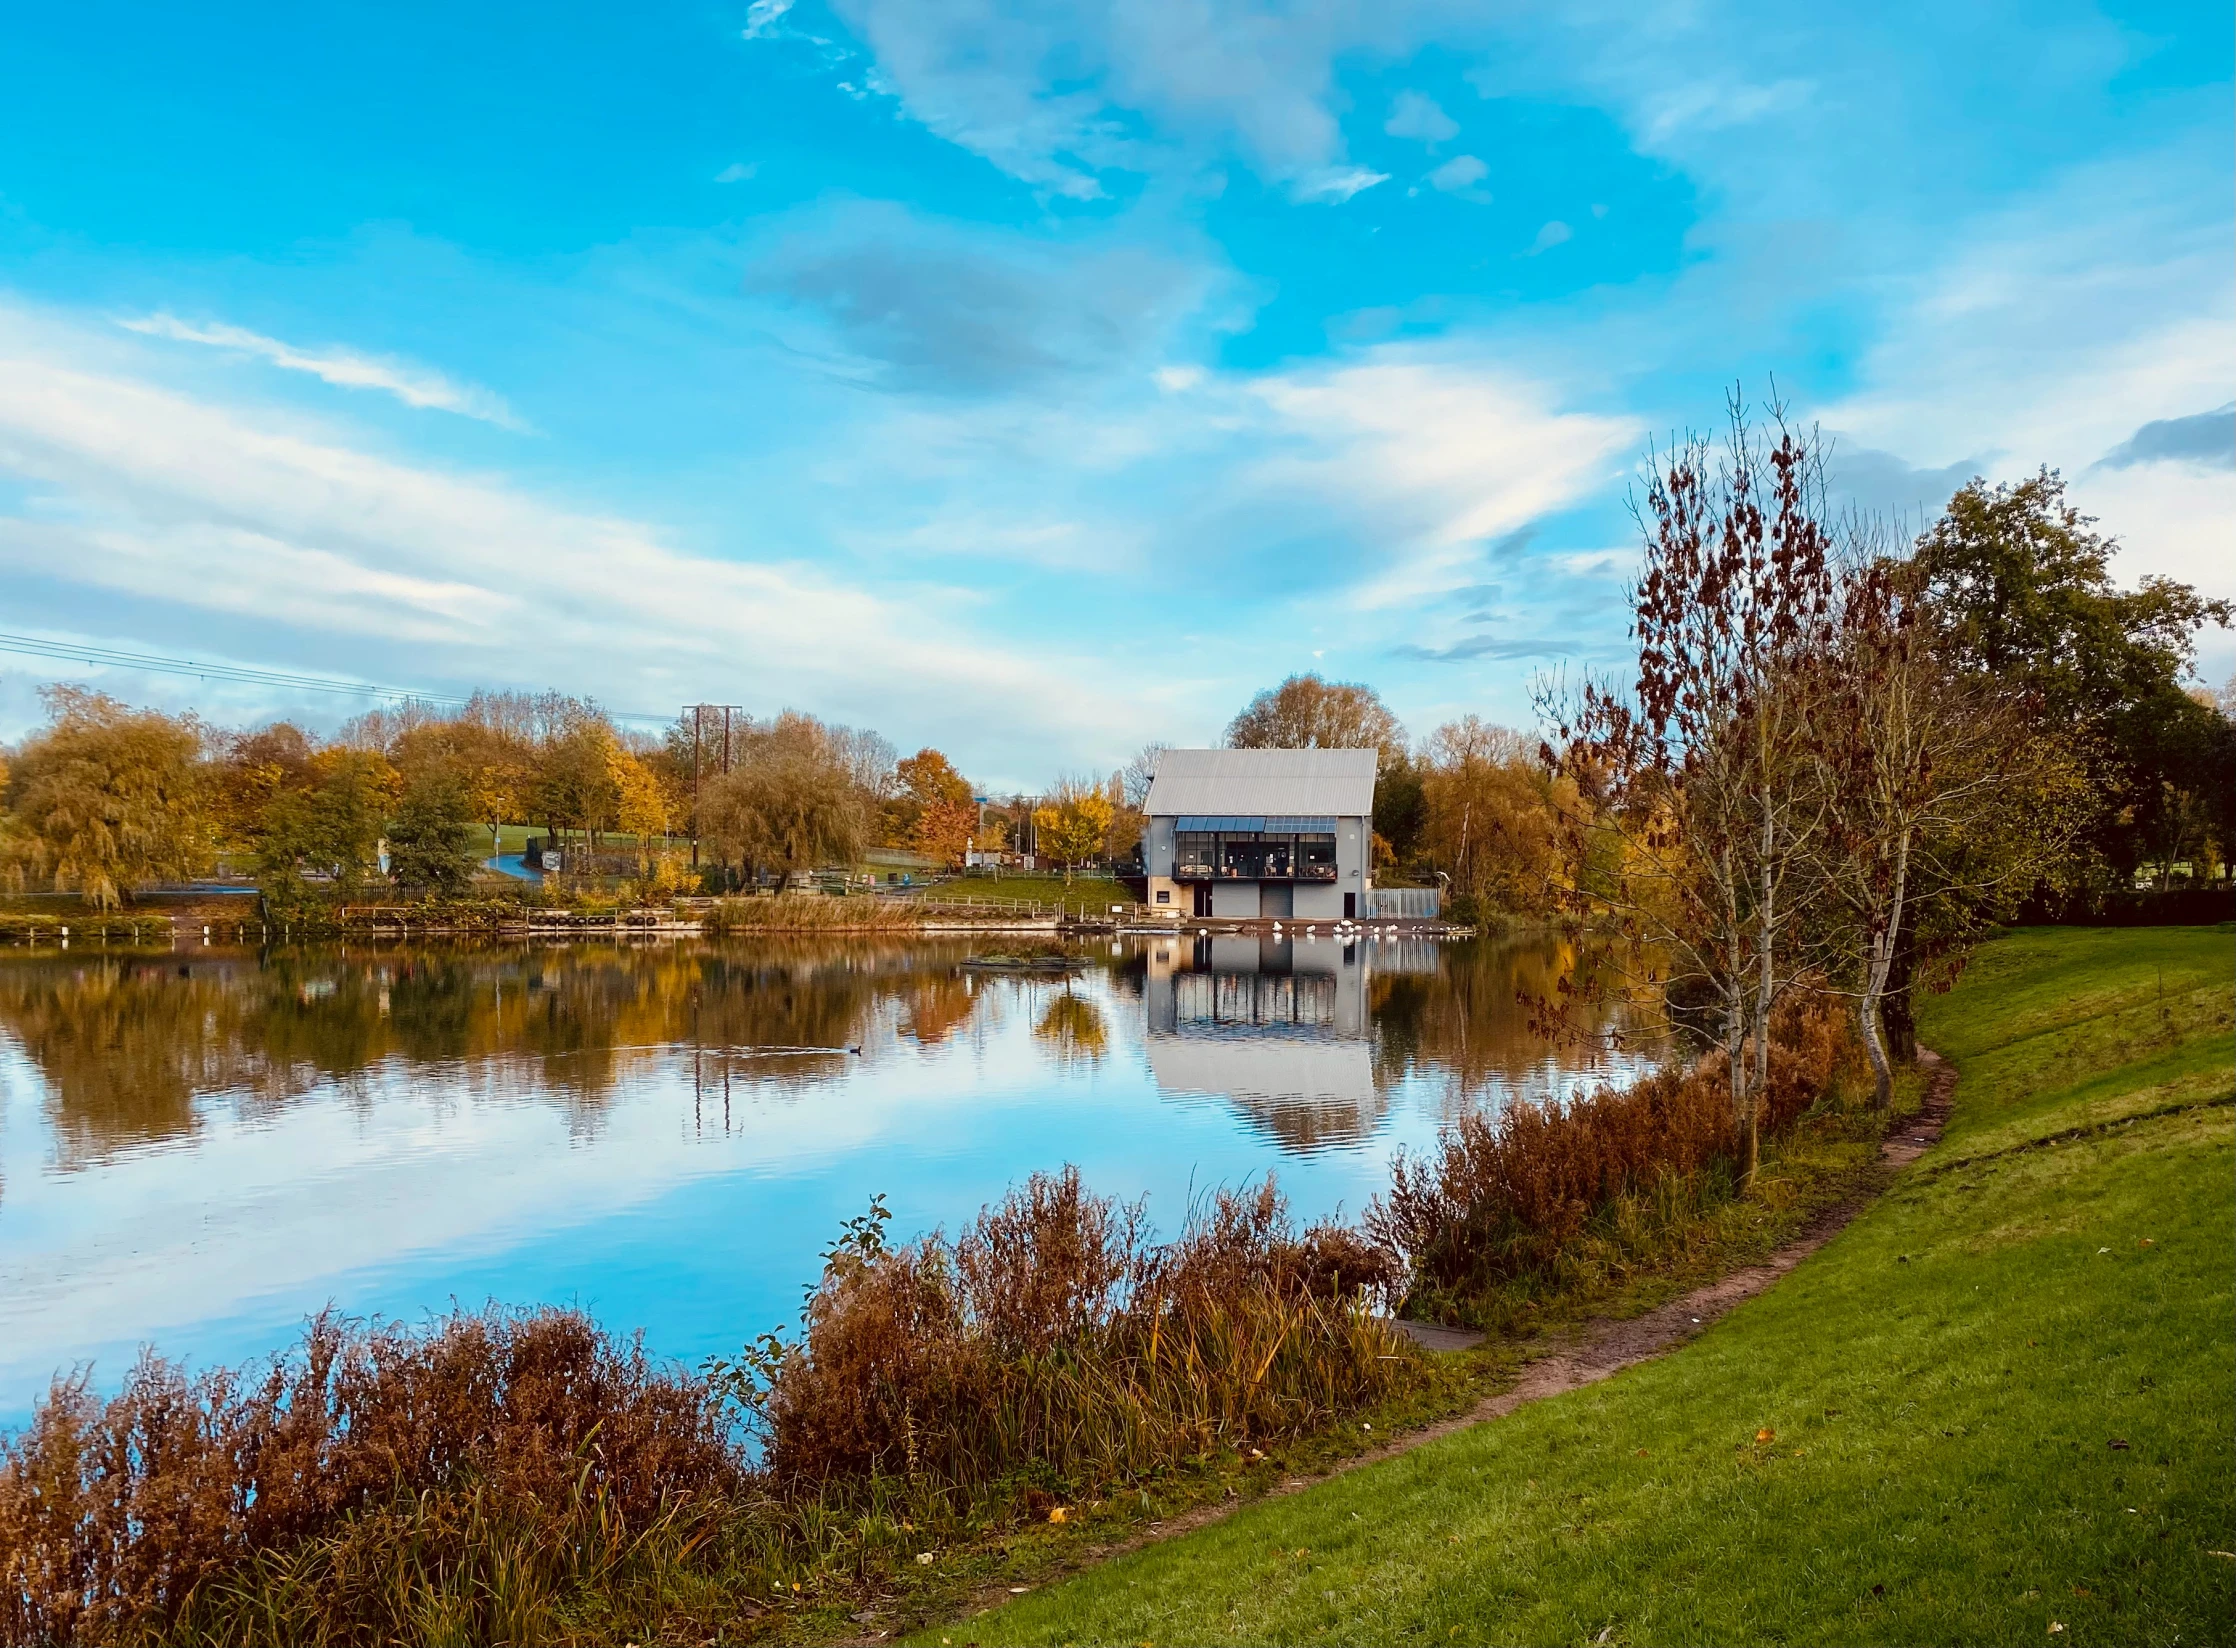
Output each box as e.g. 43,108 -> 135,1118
700,895 -> 925,933
752,1173 -> 1407,1505
0,1307 -> 740,1646
0,1179 -> 1415,1647
1368,991 -> 1866,1322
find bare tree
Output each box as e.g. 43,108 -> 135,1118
1815,542 -> 2089,1105
1544,395 -> 1839,1187
1120,743 -> 1169,809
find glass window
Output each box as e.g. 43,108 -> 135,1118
1298,834 -> 1336,879
1221,837 -> 1268,878
1176,832 -> 1217,876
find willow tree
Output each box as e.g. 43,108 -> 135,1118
9,687 -> 213,908
699,714 -> 868,890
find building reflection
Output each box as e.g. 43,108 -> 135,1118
1141,934 -> 1394,1155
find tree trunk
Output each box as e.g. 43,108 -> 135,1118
1857,828 -> 1911,1111
1882,911 -> 1918,1064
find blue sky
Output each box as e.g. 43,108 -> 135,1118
0,0 -> 2228,788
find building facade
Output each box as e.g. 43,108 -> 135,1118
1138,747 -> 1376,921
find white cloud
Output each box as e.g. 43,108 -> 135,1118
1385,89 -> 1458,145
1426,154 -> 1488,192
116,313 -> 526,429
741,0 -> 795,39
818,0 -> 1487,197
1813,138 -> 2235,602
1239,351 -> 1639,608
1293,166 -> 1389,203
714,161 -> 758,183
1637,76 -> 1813,145
1524,219 -> 1572,255
0,303 -> 1146,758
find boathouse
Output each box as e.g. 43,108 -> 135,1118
1139,747 -> 1377,921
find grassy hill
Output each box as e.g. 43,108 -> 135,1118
938,925 -> 2235,1647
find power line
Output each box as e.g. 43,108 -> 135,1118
0,631 -> 676,726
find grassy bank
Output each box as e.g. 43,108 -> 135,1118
927,874 -> 1131,910
944,925 -> 2235,1646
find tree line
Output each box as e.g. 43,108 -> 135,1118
0,685 -> 1155,908
2,425 -> 2225,940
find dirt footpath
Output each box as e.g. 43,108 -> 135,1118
945,1052 -> 1961,1626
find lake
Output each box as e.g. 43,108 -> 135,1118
0,932 -> 1656,1425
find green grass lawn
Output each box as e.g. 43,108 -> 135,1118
923,874 -> 1133,909
937,925 -> 2235,1647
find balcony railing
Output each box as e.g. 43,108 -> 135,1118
1172,863 -> 1339,883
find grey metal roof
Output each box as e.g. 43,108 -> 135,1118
1143,748 -> 1376,819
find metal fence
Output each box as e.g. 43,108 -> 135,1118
1365,886 -> 1441,920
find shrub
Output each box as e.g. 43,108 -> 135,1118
0,1307 -> 740,1646
1369,993 -> 1863,1313
751,1171 -> 1408,1502
1,1177 -> 1419,1646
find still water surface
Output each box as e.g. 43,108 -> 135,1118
0,933 -> 1652,1424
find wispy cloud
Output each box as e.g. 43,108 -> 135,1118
1389,632 -> 1565,663
1293,166 -> 1388,204
1,302 -> 1144,765
741,0 -> 795,40
116,313 -> 526,429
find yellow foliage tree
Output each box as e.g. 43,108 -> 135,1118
1033,781 -> 1114,882
9,688 -> 213,908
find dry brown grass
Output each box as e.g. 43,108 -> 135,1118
1369,992 -> 1864,1315
0,1307 -> 740,1646
0,1177 -> 1413,1646
756,1171 -> 1407,1502
700,895 -> 924,933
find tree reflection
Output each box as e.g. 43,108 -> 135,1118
0,939 -> 986,1166
1034,991 -> 1108,1067
0,935 -> 1656,1174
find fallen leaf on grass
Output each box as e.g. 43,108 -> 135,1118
2109,1439 -> 2129,1450
1756,1428 -> 1776,1444
2048,1624 -> 2065,1635
1048,1507 -> 1068,1524
916,1552 -> 935,1566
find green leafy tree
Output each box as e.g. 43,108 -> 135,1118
1914,469 -> 2232,883
251,747 -> 398,909
386,770 -> 483,897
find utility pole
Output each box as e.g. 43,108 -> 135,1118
683,704 -> 743,871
